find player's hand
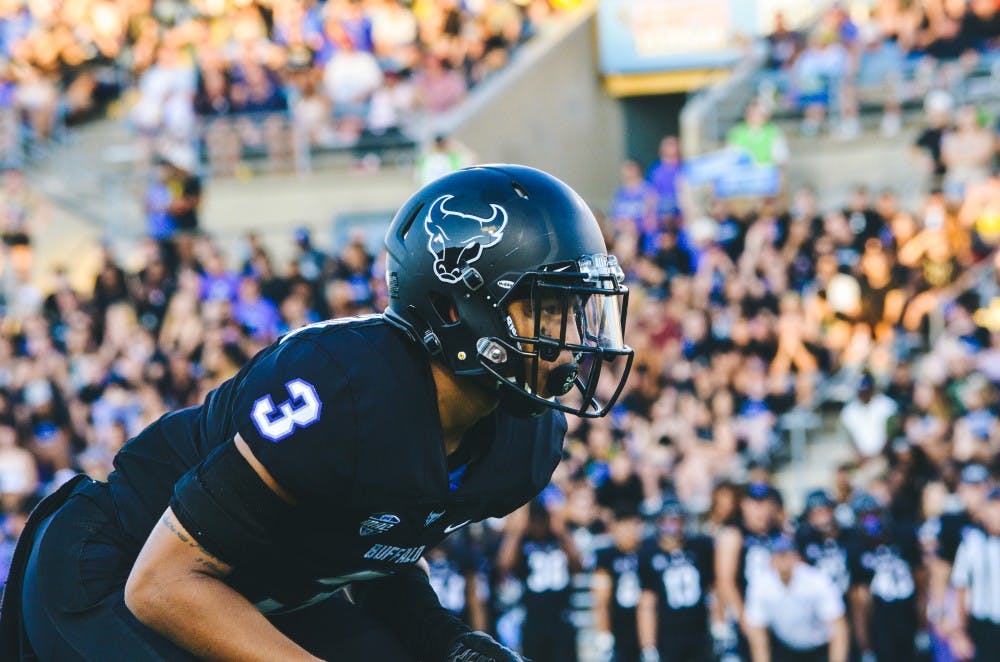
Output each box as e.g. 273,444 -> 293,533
950,630 -> 976,661
445,631 -> 528,662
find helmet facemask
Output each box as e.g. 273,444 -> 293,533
478,254 -> 634,418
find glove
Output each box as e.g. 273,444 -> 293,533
445,631 -> 528,662
640,646 -> 661,662
593,631 -> 615,661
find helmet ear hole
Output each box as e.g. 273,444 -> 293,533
429,292 -> 459,324
397,203 -> 424,241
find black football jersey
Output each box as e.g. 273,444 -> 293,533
795,525 -> 853,596
737,525 -> 778,597
638,536 -> 713,641
849,526 -> 921,606
427,538 -> 482,621
934,511 -> 976,564
594,544 -> 642,654
517,536 -> 573,615
106,315 -> 566,613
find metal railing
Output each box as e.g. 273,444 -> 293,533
679,42 -> 769,157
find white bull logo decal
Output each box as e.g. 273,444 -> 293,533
424,195 -> 508,284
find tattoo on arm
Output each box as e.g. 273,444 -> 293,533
160,513 -> 229,576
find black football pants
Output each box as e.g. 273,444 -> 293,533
20,481 -> 414,661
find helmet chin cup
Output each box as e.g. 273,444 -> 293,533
547,362 -> 578,396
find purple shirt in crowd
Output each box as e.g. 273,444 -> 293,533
647,159 -> 682,216
200,272 -> 241,302
608,182 -> 657,232
233,297 -> 281,341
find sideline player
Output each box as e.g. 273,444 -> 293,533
592,503 -> 645,661
637,496 -> 714,662
0,165 -> 634,661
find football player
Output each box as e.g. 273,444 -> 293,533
715,482 -> 784,656
795,489 -> 853,598
0,165 -> 633,661
847,493 -> 923,662
637,496 -> 714,662
497,499 -> 583,662
592,503 -> 645,661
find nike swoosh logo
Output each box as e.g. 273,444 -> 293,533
443,520 -> 472,534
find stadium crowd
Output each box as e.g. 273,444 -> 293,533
0,0 -> 574,171
7,2 -> 1000,662
764,0 -> 1000,141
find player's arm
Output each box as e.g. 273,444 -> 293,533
714,526 -> 744,626
124,437 -> 319,661
949,540 -> 976,660
463,568 -> 488,633
591,566 -> 614,638
636,589 -> 658,654
828,615 -> 850,662
848,583 -> 873,656
817,574 -> 848,662
496,504 -> 529,575
742,584 -> 770,662
550,505 -> 584,573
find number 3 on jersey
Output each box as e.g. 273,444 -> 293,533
252,379 -> 322,442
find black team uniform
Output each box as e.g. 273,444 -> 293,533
516,527 -> 577,662
849,512 -> 922,662
10,318 -> 565,660
638,535 -> 714,662
595,542 -> 643,660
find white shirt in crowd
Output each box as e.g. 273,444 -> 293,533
839,393 -> 898,458
952,528 -> 1000,624
745,561 -> 846,650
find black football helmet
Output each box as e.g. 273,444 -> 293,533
383,165 -> 633,418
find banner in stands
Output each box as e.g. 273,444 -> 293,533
682,149 -> 781,199
597,0 -> 744,75
597,0 -> 835,95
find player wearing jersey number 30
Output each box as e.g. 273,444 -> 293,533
0,165 -> 634,661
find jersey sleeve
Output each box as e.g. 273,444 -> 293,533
231,336 -> 359,502
847,540 -> 871,587
951,536 -> 973,589
636,545 -> 659,591
696,535 -> 716,587
936,515 -> 964,563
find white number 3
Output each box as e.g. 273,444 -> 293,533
251,379 -> 322,442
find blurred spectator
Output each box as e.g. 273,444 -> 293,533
941,105 -> 994,204
915,90 -> 954,190
726,100 -> 789,166
608,159 -> 658,244
765,12 -> 804,71
795,490 -> 852,598
840,373 -> 898,463
413,55 -> 466,114
416,134 -> 468,186
646,135 -> 684,220
159,145 -> 202,236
